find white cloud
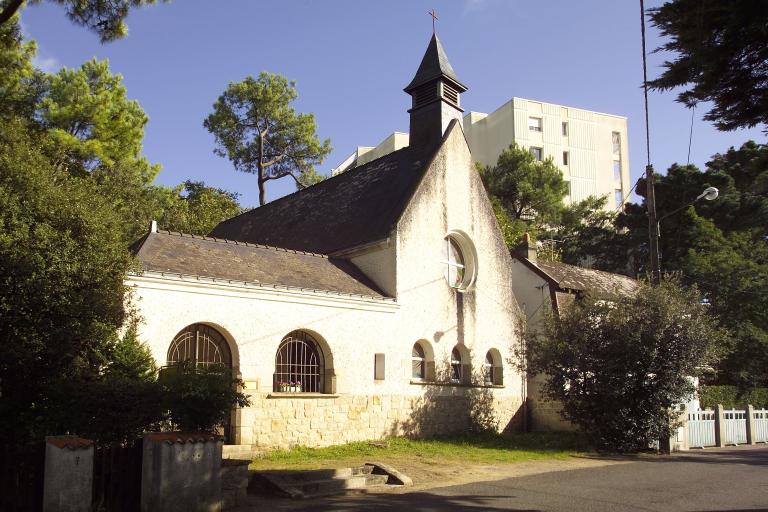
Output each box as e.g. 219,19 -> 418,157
32,55 -> 60,73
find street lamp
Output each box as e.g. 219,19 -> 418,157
649,186 -> 719,283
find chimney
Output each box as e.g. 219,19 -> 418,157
515,233 -> 537,263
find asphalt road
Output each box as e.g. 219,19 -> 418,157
247,445 -> 768,511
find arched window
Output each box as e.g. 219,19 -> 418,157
484,349 -> 503,386
451,347 -> 463,383
483,352 -> 494,384
168,324 -> 231,368
412,343 -> 426,380
274,331 -> 324,393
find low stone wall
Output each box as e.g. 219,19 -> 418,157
237,386 -> 523,449
528,397 -> 577,432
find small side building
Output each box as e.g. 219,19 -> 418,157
510,234 -> 638,431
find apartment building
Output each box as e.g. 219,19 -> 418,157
333,97 -> 630,210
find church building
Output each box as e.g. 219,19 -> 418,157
128,34 -> 525,449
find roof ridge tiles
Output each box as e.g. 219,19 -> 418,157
154,229 -> 329,259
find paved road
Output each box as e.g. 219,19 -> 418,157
245,446 -> 768,511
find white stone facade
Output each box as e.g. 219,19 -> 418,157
128,124 -> 525,449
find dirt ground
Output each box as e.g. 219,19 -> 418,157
365,455 -> 634,493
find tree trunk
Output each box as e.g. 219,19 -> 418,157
257,133 -> 266,206
0,0 -> 24,26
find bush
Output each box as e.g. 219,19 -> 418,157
526,279 -> 726,452
49,377 -> 165,445
699,385 -> 768,409
160,362 -> 250,432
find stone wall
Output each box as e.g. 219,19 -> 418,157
241,388 -> 523,450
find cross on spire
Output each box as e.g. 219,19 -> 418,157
428,9 -> 438,34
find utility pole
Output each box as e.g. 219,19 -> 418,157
646,164 -> 660,284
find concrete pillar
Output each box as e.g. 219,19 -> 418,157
745,404 -> 756,445
670,404 -> 690,452
42,436 -> 94,512
714,404 -> 726,447
140,432 -> 223,512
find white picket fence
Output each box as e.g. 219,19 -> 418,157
688,410 -> 716,448
755,409 -> 768,443
688,407 -> 768,447
724,409 -> 747,444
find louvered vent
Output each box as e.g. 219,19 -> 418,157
442,83 -> 459,105
412,82 -> 438,109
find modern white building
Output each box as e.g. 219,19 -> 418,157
464,98 -> 630,208
333,98 -> 630,210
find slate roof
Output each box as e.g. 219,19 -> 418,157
209,143 -> 436,254
535,260 -> 638,300
131,230 -> 388,298
404,34 -> 467,93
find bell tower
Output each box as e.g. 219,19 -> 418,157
404,33 -> 468,151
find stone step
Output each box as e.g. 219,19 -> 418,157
294,473 -> 389,498
252,463 -> 404,499
222,444 -> 261,460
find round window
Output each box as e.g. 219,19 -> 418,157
442,231 -> 477,291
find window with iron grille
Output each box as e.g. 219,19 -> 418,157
274,331 -> 324,393
167,324 -> 231,368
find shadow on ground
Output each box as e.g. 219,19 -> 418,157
244,490 -> 540,512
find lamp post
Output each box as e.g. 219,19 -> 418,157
648,182 -> 719,284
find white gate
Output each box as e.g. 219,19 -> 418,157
755,409 -> 768,443
724,409 -> 747,445
688,410 -> 716,448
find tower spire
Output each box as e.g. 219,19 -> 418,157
404,33 -> 467,151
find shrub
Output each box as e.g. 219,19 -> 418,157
699,385 -> 768,409
526,279 -> 726,452
47,376 -> 165,445
160,362 -> 250,432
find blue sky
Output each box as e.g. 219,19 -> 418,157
20,0 -> 765,208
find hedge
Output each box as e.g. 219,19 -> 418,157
699,385 -> 768,409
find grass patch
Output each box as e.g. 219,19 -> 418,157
250,432 -> 589,471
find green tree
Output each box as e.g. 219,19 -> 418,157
562,143 -> 768,387
478,143 -> 568,248
204,72 -> 332,205
0,17 -> 44,120
543,195 -> 632,269
0,118 -> 132,441
526,279 -> 725,451
160,180 -> 243,235
38,58 -> 156,177
0,0 -> 167,43
648,0 -> 768,132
